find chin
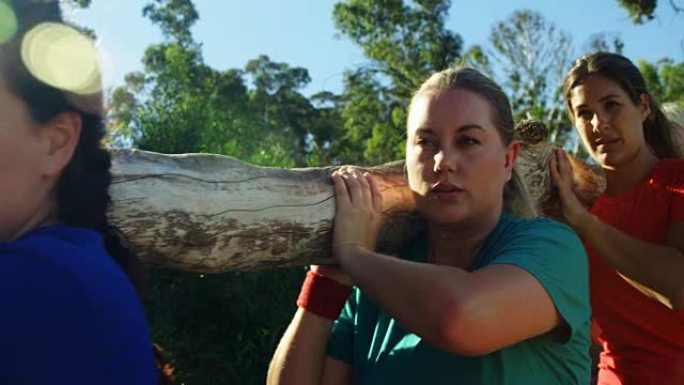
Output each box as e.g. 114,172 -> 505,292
597,153 -> 632,170
419,205 -> 471,225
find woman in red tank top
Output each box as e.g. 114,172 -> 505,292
550,52 -> 684,385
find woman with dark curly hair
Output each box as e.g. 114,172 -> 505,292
0,1 -> 161,383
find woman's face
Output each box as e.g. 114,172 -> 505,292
568,74 -> 651,170
0,75 -> 51,241
405,88 -> 518,226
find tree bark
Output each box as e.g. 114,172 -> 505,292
109,150 -> 421,272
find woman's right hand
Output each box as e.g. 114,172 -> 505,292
310,264 -> 353,287
549,149 -> 591,230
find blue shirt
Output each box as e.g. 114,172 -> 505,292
0,225 -> 158,385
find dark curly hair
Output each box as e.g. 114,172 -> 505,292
1,0 -> 142,288
1,1 -> 175,383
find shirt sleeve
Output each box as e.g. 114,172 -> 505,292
488,219 -> 591,343
667,163 -> 684,223
325,289 -> 358,365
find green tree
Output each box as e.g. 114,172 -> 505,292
107,3 -> 317,167
333,0 -> 462,164
68,0 -> 92,8
615,0 -> 683,49
617,0 -> 658,24
583,32 -> 625,55
638,58 -> 684,105
466,10 -> 574,144
244,55 -> 345,166
105,2 -> 337,384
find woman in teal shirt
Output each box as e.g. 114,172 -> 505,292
268,67 -> 591,385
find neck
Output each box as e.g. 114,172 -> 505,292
3,196 -> 57,243
428,208 -> 501,268
603,147 -> 659,196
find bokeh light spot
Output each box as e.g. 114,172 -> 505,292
21,22 -> 101,95
0,1 -> 17,44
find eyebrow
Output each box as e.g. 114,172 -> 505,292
457,124 -> 485,132
414,125 -> 485,134
573,93 -> 620,110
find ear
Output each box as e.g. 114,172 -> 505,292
639,93 -> 651,121
504,141 -> 520,181
39,112 -> 82,177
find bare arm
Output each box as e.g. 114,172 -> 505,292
551,149 -> 684,310
338,246 -> 561,355
267,308 -> 352,385
266,308 -> 352,385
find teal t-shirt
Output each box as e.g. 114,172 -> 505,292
326,212 -> 591,385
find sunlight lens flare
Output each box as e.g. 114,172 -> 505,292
21,22 -> 101,95
0,1 -> 17,44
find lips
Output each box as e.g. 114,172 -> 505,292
594,137 -> 620,146
429,183 -> 465,203
431,182 -> 464,193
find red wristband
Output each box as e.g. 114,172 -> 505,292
296,270 -> 352,320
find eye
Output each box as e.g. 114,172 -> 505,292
605,100 -> 620,110
576,109 -> 592,120
415,136 -> 436,147
458,136 -> 481,146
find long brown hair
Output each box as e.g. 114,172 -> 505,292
563,52 -> 682,159
408,67 -> 537,218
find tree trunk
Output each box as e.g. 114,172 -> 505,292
109,150 -> 421,272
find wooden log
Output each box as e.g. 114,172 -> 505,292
109,150 -> 421,272
109,121 -> 606,272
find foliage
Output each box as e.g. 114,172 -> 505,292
616,0 -> 657,24
107,1 -> 342,167
333,0 -> 462,164
69,0 -> 92,8
105,2 -> 342,384
464,10 -> 574,145
90,0 -> 684,383
583,32 -> 625,55
147,268 -> 304,385
615,0 -> 683,54
142,0 -> 198,45
638,58 -> 684,105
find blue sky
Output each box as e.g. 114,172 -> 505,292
70,0 -> 684,96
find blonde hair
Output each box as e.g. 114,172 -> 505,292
408,67 -> 537,217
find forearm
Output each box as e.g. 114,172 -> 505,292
577,214 -> 684,309
339,247 -> 471,351
267,308 -> 333,385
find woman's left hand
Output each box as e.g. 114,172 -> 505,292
331,166 -> 384,261
549,149 -> 591,231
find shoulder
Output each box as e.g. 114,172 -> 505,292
651,158 -> 684,186
497,214 -> 583,250
485,215 -> 591,327
0,224 -> 140,314
2,224 -> 105,260
485,214 -> 588,274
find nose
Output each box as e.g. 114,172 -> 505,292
591,112 -> 608,132
433,150 -> 454,173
